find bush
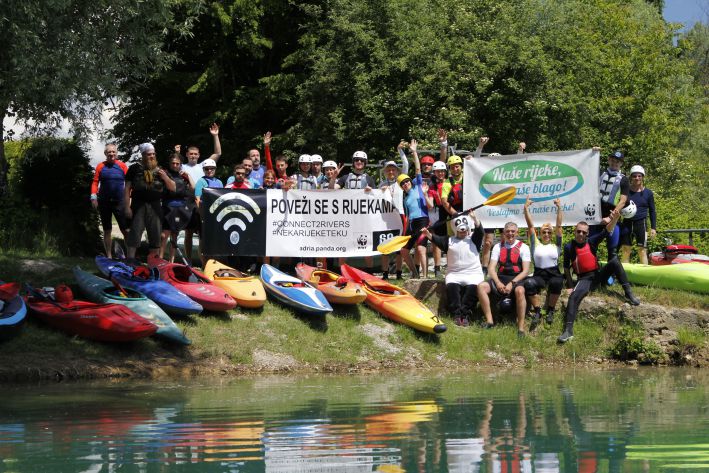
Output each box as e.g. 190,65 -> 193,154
1,138 -> 101,256
607,325 -> 666,365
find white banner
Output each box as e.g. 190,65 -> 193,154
266,189 -> 403,257
463,149 -> 601,228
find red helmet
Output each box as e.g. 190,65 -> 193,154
421,155 -> 435,165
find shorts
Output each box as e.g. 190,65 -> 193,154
433,216 -> 449,237
524,267 -> 564,296
489,273 -> 524,299
127,201 -> 162,249
620,219 -> 647,247
404,217 -> 430,250
98,199 -> 127,232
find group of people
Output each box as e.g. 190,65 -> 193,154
91,126 -> 655,342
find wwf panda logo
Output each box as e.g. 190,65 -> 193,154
356,233 -> 368,249
584,203 -> 596,219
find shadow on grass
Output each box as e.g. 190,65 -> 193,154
412,330 -> 442,345
293,312 -> 328,333
330,304 -> 362,321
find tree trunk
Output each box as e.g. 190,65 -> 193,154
0,110 -> 7,197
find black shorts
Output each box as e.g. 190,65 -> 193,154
524,267 -> 564,296
489,273 -> 524,298
98,199 -> 128,232
620,219 -> 647,247
404,217 -> 429,250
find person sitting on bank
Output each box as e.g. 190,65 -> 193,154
558,209 -> 641,344
423,212 -> 484,327
523,197 -> 564,327
477,222 -> 531,337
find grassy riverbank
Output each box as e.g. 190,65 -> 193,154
1,253 -> 707,381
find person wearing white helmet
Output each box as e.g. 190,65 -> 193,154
336,150 -> 375,189
422,211 -> 484,327
620,164 -> 656,265
377,143 -> 410,280
429,160 -> 449,278
290,154 -> 318,190
194,158 -> 223,207
309,154 -> 326,187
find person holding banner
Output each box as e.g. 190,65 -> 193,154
477,222 -> 531,337
336,151 -> 375,190
398,139 -> 432,279
523,197 -> 564,327
559,210 -> 640,343
422,212 -> 484,327
291,154 -> 318,190
378,145 -> 408,280
429,161 -> 449,278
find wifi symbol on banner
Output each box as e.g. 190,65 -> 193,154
208,193 -> 261,245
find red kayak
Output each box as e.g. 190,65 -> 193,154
26,285 -> 157,342
650,244 -> 709,266
147,255 -> 237,312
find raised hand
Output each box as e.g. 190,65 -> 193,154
479,136 -> 489,147
264,131 -> 272,146
437,128 -> 447,143
524,196 -> 532,209
409,139 -> 418,153
554,198 -> 561,208
174,144 -> 182,153
209,123 -> 219,135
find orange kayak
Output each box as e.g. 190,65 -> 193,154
339,264 -> 446,334
295,263 -> 367,305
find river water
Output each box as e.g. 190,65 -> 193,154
0,368 -> 706,472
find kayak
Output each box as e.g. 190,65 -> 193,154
295,263 -> 367,305
260,264 -> 332,315
26,285 -> 157,342
0,281 -> 26,341
95,256 -> 203,317
650,244 -> 709,265
73,266 -> 191,345
340,264 -> 446,334
621,262 -> 709,294
203,259 -> 266,309
147,255 -> 237,312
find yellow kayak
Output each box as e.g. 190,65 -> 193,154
203,260 -> 267,309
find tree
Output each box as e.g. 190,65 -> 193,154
0,0 -> 202,195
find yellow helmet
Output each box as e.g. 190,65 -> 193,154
447,155 -> 463,166
396,174 -> 412,185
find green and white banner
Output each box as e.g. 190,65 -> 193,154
463,149 -> 601,228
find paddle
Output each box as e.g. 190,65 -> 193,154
109,275 -> 130,298
376,186 -> 517,255
24,283 -> 63,308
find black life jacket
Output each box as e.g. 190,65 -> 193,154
499,241 -> 523,276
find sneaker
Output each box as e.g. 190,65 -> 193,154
382,271 -> 389,281
454,317 -> 469,327
545,309 -> 555,325
517,330 -> 526,339
482,322 -> 494,329
557,327 -> 574,343
433,266 -> 441,278
396,271 -> 402,280
530,309 -> 541,329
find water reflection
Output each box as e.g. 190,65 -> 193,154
0,369 -> 706,472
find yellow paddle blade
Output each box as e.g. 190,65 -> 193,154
376,235 -> 411,255
483,186 -> 516,206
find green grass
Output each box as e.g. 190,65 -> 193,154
1,252 -> 708,379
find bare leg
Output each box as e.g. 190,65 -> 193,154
400,247 -> 417,277
416,245 -> 428,278
433,245 -> 441,269
482,233 -> 494,267
638,247 -> 648,265
477,282 -> 494,325
159,230 -> 170,259
515,285 -> 526,332
621,245 -> 632,263
184,230 -> 194,265
545,292 -> 560,310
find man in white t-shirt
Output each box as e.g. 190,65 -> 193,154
477,222 -> 531,337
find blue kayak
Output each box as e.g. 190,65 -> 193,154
74,267 -> 191,345
95,256 -> 202,317
0,281 -> 26,341
260,264 -> 332,315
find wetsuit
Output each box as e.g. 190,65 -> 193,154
91,160 -> 128,232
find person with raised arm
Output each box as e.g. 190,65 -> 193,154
559,209 -> 640,343
523,197 -> 564,327
378,142 -> 409,280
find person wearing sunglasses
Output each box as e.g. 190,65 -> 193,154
335,151 -> 375,190
620,165 -> 656,265
523,197 -> 564,327
560,209 -> 640,343
226,165 -> 250,189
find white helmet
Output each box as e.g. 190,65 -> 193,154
432,161 -> 447,172
322,160 -> 337,169
201,158 -> 217,168
352,150 -> 368,161
629,165 -> 645,176
620,201 -> 637,219
298,154 -> 312,164
383,160 -> 399,169
310,154 -> 323,163
451,215 -> 470,233
488,152 -> 502,157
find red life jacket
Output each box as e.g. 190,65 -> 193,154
572,242 -> 599,275
499,241 -> 524,276
447,177 -> 463,211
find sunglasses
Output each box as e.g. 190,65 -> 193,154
353,158 -> 366,163
576,229 -> 588,235
204,167 -> 216,171
234,172 -> 245,176
541,230 -> 552,234
400,179 -> 412,186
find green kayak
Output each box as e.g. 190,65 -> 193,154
73,266 -> 191,345
621,262 -> 709,294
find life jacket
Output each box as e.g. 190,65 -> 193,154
343,172 -> 369,189
499,241 -> 523,276
296,174 -> 317,190
130,163 -> 164,194
447,176 -> 463,211
571,242 -> 599,275
599,169 -> 623,206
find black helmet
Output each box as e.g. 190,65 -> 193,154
498,297 -> 514,315
609,150 -> 624,160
